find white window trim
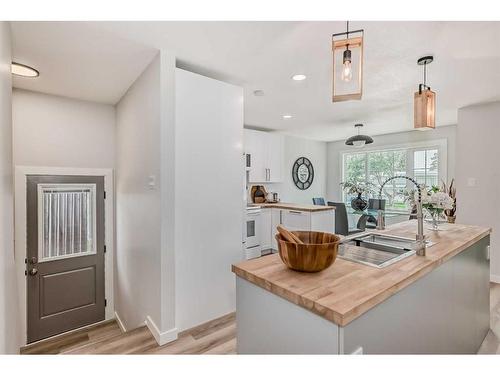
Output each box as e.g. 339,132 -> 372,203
340,139 -> 448,203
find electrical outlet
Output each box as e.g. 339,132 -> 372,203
148,175 -> 156,190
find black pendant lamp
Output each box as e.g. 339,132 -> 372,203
345,124 -> 373,148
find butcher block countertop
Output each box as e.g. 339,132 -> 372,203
251,202 -> 334,212
232,221 -> 491,326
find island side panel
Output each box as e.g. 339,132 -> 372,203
342,236 -> 490,354
236,277 -> 340,354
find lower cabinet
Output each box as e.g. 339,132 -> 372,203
268,208 -> 335,251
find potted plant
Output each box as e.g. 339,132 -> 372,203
340,181 -> 376,211
441,179 -> 457,223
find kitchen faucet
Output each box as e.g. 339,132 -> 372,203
378,176 -> 426,256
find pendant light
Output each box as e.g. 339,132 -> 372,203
345,124 -> 373,148
414,56 -> 436,130
332,21 -> 364,102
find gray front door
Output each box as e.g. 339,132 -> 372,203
26,175 -> 105,343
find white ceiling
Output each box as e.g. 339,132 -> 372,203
11,21 -> 500,141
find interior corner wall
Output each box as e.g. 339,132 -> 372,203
12,89 -> 115,169
326,125 -> 457,201
115,54 -> 162,330
0,21 -> 20,354
456,103 -> 500,281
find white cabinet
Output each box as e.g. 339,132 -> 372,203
270,208 -> 335,250
244,129 -> 283,183
281,210 -> 311,231
260,208 -> 272,250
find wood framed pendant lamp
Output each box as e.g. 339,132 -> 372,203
414,55 -> 436,130
332,21 -> 364,102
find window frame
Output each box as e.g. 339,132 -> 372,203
340,139 -> 448,209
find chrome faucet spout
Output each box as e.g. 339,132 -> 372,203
378,175 -> 426,256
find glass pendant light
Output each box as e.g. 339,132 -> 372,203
414,56 -> 436,130
332,21 -> 364,102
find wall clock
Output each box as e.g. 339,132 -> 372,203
292,157 -> 314,190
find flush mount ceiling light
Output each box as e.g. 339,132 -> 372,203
414,55 -> 436,131
332,21 -> 364,102
345,124 -> 373,148
292,74 -> 307,81
282,114 -> 293,119
11,62 -> 39,78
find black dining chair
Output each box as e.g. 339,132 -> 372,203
312,197 -> 326,206
366,198 -> 386,228
327,202 -> 366,236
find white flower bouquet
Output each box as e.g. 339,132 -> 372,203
417,186 -> 455,230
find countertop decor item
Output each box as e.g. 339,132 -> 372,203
340,180 -> 375,211
441,179 -> 457,223
417,185 -> 454,231
332,21 -> 364,102
275,230 -> 340,272
345,123 -> 373,147
292,157 -> 314,190
250,185 -> 267,203
414,55 -> 436,130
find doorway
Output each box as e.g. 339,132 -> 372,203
26,175 -> 106,343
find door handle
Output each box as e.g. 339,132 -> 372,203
29,268 -> 38,276
29,257 -> 38,264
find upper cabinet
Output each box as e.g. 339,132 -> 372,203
244,129 -> 284,183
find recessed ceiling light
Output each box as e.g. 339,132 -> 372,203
253,89 -> 265,96
11,62 -> 39,78
292,74 -> 306,81
282,115 -> 293,119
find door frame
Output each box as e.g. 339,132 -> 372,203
15,166 -> 114,345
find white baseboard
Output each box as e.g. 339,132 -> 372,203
491,274 -> 500,284
145,316 -> 178,346
114,311 -> 127,333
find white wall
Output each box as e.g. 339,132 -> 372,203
456,103 -> 500,281
175,68 -> 243,331
115,54 -> 162,331
12,89 -> 115,168
0,21 -> 20,354
326,125 -> 457,201
254,135 -> 328,205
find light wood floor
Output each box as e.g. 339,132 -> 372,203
22,283 -> 500,354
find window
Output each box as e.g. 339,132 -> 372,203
341,141 -> 446,210
38,184 -> 97,262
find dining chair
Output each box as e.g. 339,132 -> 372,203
327,202 -> 365,236
312,197 -> 326,206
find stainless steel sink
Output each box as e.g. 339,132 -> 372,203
338,233 -> 434,268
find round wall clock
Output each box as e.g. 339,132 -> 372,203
292,157 -> 314,190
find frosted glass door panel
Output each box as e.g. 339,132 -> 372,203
38,184 -> 97,262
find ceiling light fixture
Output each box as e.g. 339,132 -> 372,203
345,124 -> 373,148
414,55 -> 436,131
292,74 -> 307,81
332,21 -> 364,102
253,89 -> 265,96
11,62 -> 39,78
282,115 -> 293,119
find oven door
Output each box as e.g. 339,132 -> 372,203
246,211 -> 261,249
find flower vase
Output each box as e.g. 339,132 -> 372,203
351,193 -> 367,211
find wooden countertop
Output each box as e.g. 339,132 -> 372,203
251,202 -> 334,212
232,221 -> 491,326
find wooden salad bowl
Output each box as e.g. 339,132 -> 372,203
275,231 -> 340,272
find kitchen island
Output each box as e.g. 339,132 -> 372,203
232,221 -> 491,354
